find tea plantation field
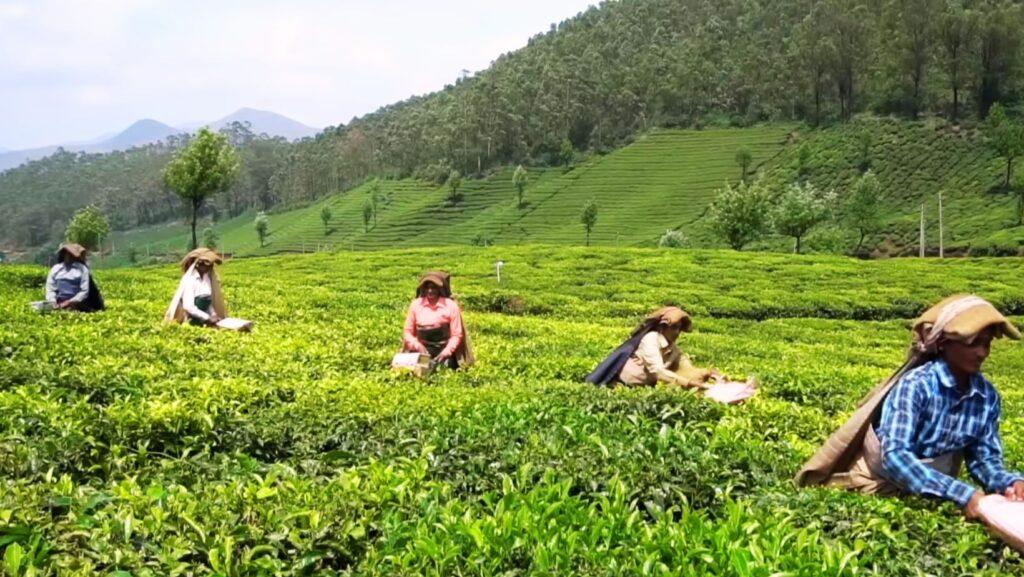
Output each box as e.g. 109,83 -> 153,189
100,118 -> 1024,266
2,247 -> 1024,575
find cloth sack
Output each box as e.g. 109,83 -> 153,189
978,495 -> 1024,552
704,376 -> 758,405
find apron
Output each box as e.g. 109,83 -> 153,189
416,324 -> 457,369
55,269 -> 83,303
832,424 -> 964,495
189,294 -> 214,326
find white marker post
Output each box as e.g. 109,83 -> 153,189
496,260 -> 505,284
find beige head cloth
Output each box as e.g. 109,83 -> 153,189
646,306 -> 693,332
913,294 -> 1020,349
57,243 -> 88,263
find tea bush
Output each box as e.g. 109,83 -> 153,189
1,247 -> 1022,575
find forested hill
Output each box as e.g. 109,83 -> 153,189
2,0 -> 1023,255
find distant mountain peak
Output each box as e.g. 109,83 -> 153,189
206,108 -> 319,140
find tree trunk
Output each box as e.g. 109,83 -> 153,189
1018,188 -> 1023,226
190,198 -> 200,250
856,229 -> 865,253
795,235 -> 801,254
952,84 -> 959,123
1006,157 -> 1013,190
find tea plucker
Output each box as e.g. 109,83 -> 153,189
586,306 -> 713,387
796,295 -> 1024,518
45,243 -> 104,311
402,271 -> 474,369
165,248 -> 227,327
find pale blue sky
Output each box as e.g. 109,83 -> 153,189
0,0 -> 596,149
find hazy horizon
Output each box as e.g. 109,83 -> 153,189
0,0 -> 596,150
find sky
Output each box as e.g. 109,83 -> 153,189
0,0 -> 597,150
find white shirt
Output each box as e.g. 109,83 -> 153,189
181,270 -> 213,321
633,331 -> 684,384
45,262 -> 90,304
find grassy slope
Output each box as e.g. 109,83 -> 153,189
103,119 -> 1024,264
104,127 -> 793,262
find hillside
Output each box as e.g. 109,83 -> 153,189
99,119 -> 1024,264
105,126 -> 792,262
6,0 -> 1024,255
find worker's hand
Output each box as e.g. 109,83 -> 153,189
964,491 -> 986,520
207,313 -> 221,325
434,351 -> 451,363
1005,480 -> 1024,501
413,341 -> 428,354
56,301 -> 70,310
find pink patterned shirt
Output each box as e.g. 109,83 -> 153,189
403,297 -> 464,358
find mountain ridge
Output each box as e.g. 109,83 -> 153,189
0,108 -> 320,172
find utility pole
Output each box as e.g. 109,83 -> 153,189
938,192 -> 944,259
919,203 -> 925,258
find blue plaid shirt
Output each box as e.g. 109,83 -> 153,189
877,359 -> 1023,507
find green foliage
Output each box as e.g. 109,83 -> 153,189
446,170 -> 463,205
254,211 -> 269,247
64,205 -> 110,252
658,229 -> 687,248
202,226 -> 219,250
847,171 -> 882,252
512,164 -> 529,208
164,128 -> 240,250
985,104 -> 1024,190
796,143 -> 813,180
2,247 -> 1024,574
320,205 -> 333,234
773,182 -> 833,254
856,131 -> 872,173
580,199 -> 597,246
559,139 -> 575,168
735,147 -> 753,181
362,200 -> 374,233
709,178 -> 771,250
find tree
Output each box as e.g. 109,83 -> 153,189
164,127 -> 240,250
939,0 -> 978,122
846,171 -> 883,252
976,3 -> 1023,118
65,205 -> 110,251
202,226 -> 219,249
890,0 -> 940,118
1014,169 -> 1024,225
709,178 -> 771,250
254,211 -> 269,247
321,205 -> 332,234
580,199 -> 598,246
559,138 -> 575,168
362,200 -> 374,232
773,181 -> 832,254
512,164 -> 529,208
446,170 -> 463,204
984,104 -> 1024,190
795,6 -> 836,126
735,148 -> 753,181
371,188 -> 383,227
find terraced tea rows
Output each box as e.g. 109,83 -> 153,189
2,247 -> 1023,574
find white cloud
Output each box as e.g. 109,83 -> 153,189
0,0 -> 595,149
